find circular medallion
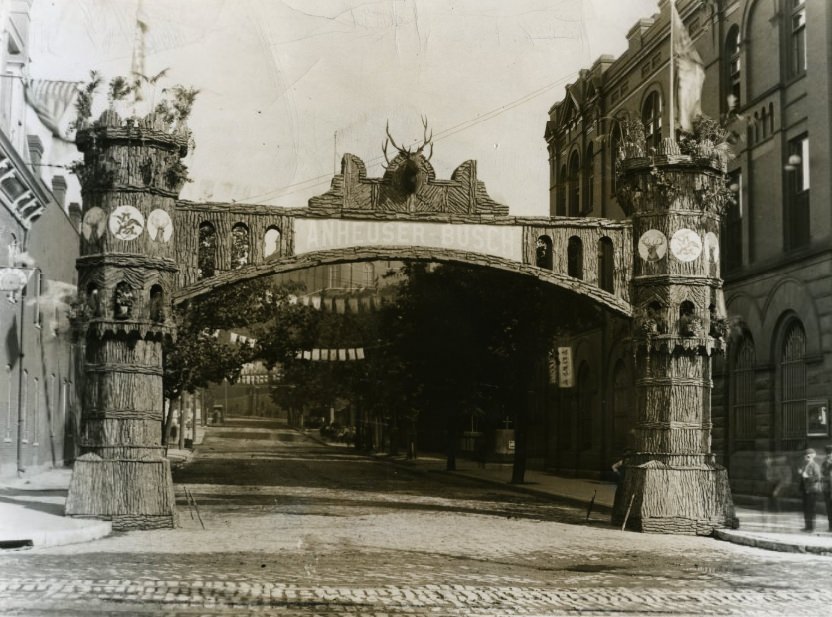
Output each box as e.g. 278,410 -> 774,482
108,205 -> 145,241
705,231 -> 719,264
147,209 -> 173,242
670,228 -> 702,262
637,229 -> 668,262
81,207 -> 107,241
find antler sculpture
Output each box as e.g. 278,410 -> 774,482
382,117 -> 433,167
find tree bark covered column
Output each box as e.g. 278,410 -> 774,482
65,110 -> 189,530
612,138 -> 737,535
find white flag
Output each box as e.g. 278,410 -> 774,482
671,1 -> 705,132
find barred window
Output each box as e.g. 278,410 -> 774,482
731,335 -> 756,449
780,321 -> 806,449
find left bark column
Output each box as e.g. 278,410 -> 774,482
65,110 -> 189,530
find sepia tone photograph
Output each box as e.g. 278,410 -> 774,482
1,0 -> 832,615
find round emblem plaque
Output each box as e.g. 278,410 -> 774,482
81,207 -> 107,241
705,231 -> 719,264
108,205 -> 145,241
637,229 -> 668,262
147,209 -> 173,242
670,228 -> 702,262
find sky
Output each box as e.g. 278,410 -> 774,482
29,0 -> 658,216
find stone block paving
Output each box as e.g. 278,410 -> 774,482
2,576 -> 832,616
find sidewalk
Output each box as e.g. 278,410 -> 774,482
0,427 -> 204,550
369,448 -> 832,556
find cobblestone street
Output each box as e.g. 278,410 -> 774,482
2,419 -> 832,616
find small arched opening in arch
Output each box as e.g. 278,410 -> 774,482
567,236 -> 583,279
536,235 -> 553,270
598,236 -> 614,293
198,222 -> 217,279
264,226 -> 281,258
149,284 -> 165,323
231,223 -> 250,269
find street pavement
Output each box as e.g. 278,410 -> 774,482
1,418 -> 832,615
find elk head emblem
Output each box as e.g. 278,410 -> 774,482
640,233 -> 666,262
383,116 -> 433,196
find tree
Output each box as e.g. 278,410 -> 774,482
162,278 -> 313,443
383,263 -> 600,480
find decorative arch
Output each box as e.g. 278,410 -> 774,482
760,278 -> 820,363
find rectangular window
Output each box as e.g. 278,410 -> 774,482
790,0 -> 806,77
785,135 -> 810,250
724,170 -> 743,271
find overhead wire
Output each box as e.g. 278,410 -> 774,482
241,71 -> 578,203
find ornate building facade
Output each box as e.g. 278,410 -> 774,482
544,0 -> 831,499
0,0 -> 81,479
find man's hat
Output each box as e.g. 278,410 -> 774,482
825,445 -> 832,453
806,448 -> 817,456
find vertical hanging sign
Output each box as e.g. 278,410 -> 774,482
558,346 -> 574,388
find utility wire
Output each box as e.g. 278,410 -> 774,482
243,72 -> 578,203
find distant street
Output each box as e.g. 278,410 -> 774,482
2,418 -> 832,616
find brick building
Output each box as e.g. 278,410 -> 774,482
0,0 -> 80,478
544,0 -> 831,498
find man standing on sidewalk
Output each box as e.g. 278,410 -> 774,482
822,445 -> 832,532
799,448 -> 822,532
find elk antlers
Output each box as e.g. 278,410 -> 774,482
382,116 -> 433,166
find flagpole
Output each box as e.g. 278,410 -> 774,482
669,0 -> 676,141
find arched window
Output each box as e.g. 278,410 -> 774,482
725,25 -> 741,108
198,222 -> 217,279
113,281 -> 134,320
568,151 -> 580,217
231,223 -> 250,269
264,226 -> 281,258
557,164 -> 567,216
730,333 -> 755,450
577,362 -> 593,450
678,300 -> 700,336
85,282 -> 101,317
642,90 -> 662,149
536,235 -> 553,270
780,320 -> 806,449
584,143 -> 594,213
567,236 -> 583,279
149,284 -> 164,323
610,121 -> 623,194
598,237 -> 614,293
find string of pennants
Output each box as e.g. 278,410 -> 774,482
296,348 -> 366,362
298,294 -> 390,313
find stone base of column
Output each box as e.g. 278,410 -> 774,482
65,453 -> 177,531
612,457 -> 738,535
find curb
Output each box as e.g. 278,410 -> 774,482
0,518 -> 112,551
370,451 -> 614,515
714,529 -> 832,556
